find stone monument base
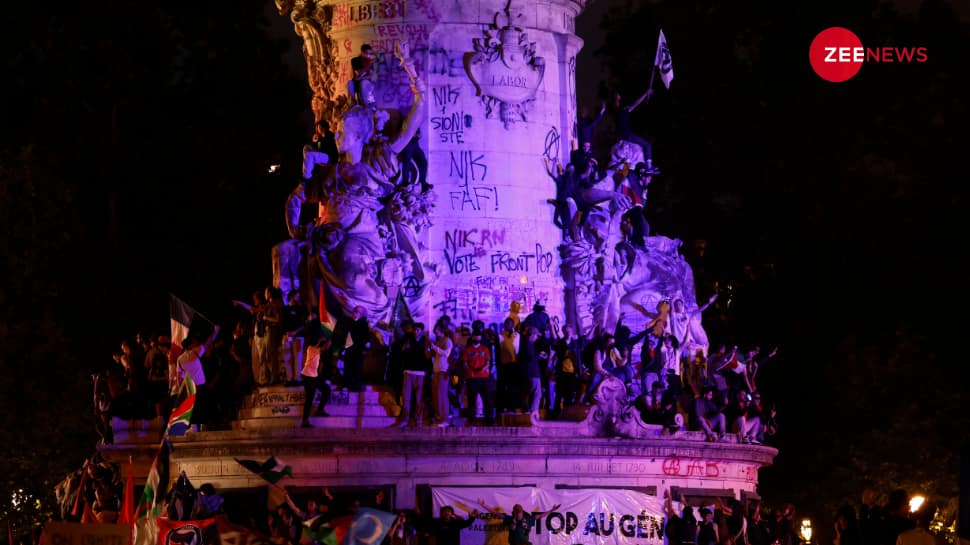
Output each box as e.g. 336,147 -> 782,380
236,384 -> 399,430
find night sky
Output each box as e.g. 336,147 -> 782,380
1,0 -> 967,538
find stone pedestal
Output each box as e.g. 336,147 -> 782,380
103,382 -> 776,512
157,427 -> 775,510
235,384 -> 399,429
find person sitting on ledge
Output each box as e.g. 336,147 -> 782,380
694,386 -> 727,442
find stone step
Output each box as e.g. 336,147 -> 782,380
239,387 -> 401,421
238,401 -> 396,419
233,415 -> 398,430
496,413 -> 535,427
242,386 -> 398,410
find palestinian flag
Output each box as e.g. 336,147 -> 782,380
234,457 -> 293,485
302,515 -> 352,545
166,374 -> 197,437
133,441 -> 170,545
135,441 -> 170,520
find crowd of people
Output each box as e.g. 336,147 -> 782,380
94,289 -> 781,446
663,488 -> 945,545
55,449 -> 948,545
379,301 -> 781,441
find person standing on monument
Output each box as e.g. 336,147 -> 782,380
176,324 -> 222,431
348,44 -> 377,106
398,128 -> 431,194
609,89 -> 660,172
263,287 -> 286,385
307,119 -> 338,165
395,320 -> 431,427
520,302 -> 550,335
428,323 -> 454,426
517,326 -> 544,418
496,317 -> 522,414
477,499 -> 562,545
336,305 -> 370,393
282,290 -> 308,386
462,332 -> 494,425
146,335 -> 171,419
300,309 -> 333,427
576,102 -> 606,151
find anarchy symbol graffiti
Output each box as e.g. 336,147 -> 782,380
402,276 -> 421,298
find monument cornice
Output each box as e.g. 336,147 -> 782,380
166,429 -> 778,465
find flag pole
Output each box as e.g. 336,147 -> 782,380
646,63 -> 657,104
646,28 -> 660,104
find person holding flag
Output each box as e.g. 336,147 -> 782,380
608,29 -> 674,176
299,308 -> 335,427
175,323 -> 221,432
609,86 -> 658,174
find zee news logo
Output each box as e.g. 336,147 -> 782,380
809,27 -> 928,82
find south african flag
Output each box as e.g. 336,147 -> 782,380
166,374 -> 197,437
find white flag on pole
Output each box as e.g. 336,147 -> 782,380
655,29 -> 674,89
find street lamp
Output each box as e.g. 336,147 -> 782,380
909,495 -> 926,513
799,518 -> 813,545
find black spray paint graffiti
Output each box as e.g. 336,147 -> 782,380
412,46 -> 464,77
446,243 -> 554,276
431,84 -> 468,143
432,281 -> 551,322
448,151 -> 498,212
489,243 -> 555,274
568,56 -> 577,104
442,228 -> 507,275
543,126 -> 561,165
365,47 -> 465,107
432,84 -> 460,107
431,111 -> 472,144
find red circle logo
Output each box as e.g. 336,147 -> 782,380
809,27 -> 864,82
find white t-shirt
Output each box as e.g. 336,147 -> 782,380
301,345 -> 320,378
430,336 -> 454,374
177,345 -> 206,386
